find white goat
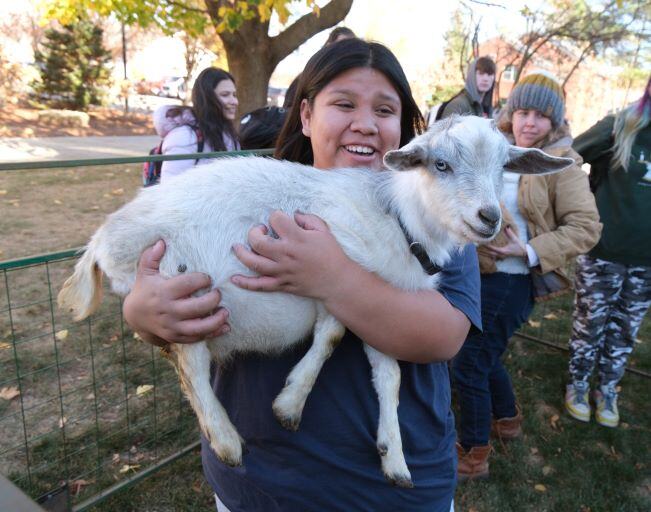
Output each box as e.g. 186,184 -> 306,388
58,116 -> 572,487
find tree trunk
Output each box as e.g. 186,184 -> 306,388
212,0 -> 353,116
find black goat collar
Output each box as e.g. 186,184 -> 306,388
395,214 -> 442,276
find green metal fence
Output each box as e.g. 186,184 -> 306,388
1,148 -> 648,511
0,149 -> 271,511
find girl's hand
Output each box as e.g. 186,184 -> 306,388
483,226 -> 527,260
231,211 -> 352,300
122,240 -> 230,345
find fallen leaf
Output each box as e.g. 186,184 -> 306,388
109,334 -> 119,342
0,341 -> 11,350
550,414 -> 560,429
543,312 -> 558,320
534,484 -> 547,492
133,332 -> 142,341
70,479 -> 92,496
528,320 -> 541,328
111,188 -> 124,196
0,190 -> 7,195
119,464 -> 140,474
634,337 -> 643,344
0,386 -> 20,400
85,393 -> 95,400
53,199 -> 62,205
130,445 -> 138,454
136,384 -> 154,396
91,205 -> 100,210
55,329 -> 68,341
530,447 -> 539,454
124,168 -> 131,173
112,453 -> 120,464
106,172 -> 115,177
542,465 -> 553,476
621,422 -> 630,429
192,479 -> 203,493
103,193 -> 110,198
59,416 -> 67,428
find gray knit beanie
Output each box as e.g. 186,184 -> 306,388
506,72 -> 565,127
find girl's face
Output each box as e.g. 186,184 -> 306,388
512,109 -> 553,148
215,79 -> 238,120
300,67 -> 402,170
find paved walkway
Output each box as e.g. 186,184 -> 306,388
0,135 -> 160,163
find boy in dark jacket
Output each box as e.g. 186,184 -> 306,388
438,56 -> 496,120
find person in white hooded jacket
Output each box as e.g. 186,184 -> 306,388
153,67 -> 240,181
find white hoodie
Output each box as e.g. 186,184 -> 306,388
152,105 -> 239,181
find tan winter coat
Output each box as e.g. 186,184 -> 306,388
478,123 -> 602,300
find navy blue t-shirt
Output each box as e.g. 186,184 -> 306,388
201,244 -> 481,512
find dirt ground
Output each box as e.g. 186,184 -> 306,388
0,101 -> 155,138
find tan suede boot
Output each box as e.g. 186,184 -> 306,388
456,442 -> 491,481
492,405 -> 523,441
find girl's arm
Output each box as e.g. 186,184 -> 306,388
122,241 -> 230,345
232,212 -> 473,363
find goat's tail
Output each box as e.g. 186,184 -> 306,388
58,244 -> 104,321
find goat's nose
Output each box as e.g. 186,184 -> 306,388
478,206 -> 501,228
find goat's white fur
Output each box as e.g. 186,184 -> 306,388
58,116 -> 572,487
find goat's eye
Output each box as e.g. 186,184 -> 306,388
435,160 -> 450,172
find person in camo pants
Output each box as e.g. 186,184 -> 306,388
565,75 -> 651,428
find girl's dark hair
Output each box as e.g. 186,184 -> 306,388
275,39 -> 425,165
191,67 -> 238,151
324,26 -> 356,46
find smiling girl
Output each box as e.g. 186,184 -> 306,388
125,39 -> 481,511
152,67 -> 240,181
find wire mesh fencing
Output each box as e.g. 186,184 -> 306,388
0,250 -> 200,511
0,149 -> 272,511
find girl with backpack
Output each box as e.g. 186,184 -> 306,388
152,67 -> 240,182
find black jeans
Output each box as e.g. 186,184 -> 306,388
452,272 -> 534,449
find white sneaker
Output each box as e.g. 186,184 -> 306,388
564,381 -> 590,422
594,385 -> 619,428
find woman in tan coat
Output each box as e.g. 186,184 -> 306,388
451,72 -> 602,481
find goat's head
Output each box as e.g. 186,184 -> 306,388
383,115 -> 573,244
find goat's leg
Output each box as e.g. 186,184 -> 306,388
363,344 -> 413,488
175,341 -> 244,466
272,308 -> 345,431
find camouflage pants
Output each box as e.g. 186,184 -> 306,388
568,254 -> 651,387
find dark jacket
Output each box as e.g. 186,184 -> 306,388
574,114 -> 651,266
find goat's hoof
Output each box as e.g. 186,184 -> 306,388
377,443 -> 388,457
386,473 -> 414,488
217,450 -> 242,467
272,396 -> 303,431
274,411 -> 301,431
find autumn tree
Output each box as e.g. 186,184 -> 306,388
40,0 -> 354,114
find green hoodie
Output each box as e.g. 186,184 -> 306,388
573,114 -> 651,266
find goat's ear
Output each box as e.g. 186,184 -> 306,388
505,146 -> 574,175
383,143 -> 428,171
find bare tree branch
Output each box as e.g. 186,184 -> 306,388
269,0 -> 353,65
